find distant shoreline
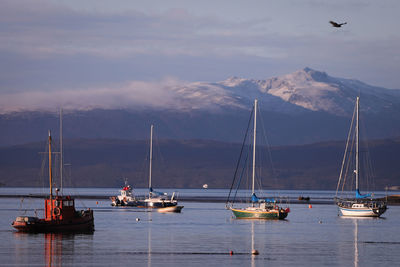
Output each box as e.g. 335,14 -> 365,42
1,194 -> 399,205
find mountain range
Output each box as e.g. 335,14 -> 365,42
1,67 -> 400,146
0,137 -> 399,190
171,67 -> 400,115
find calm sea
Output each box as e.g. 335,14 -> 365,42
0,188 -> 399,266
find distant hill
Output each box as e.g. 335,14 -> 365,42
1,137 -> 399,190
2,68 -> 400,147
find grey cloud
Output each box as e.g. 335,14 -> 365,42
0,78 -> 184,113
0,0 -> 273,59
0,0 -> 399,101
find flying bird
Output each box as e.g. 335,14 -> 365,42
329,21 -> 347,28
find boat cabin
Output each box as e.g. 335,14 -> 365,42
120,186 -> 132,197
45,196 -> 76,221
352,203 -> 366,208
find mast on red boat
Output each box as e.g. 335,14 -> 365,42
48,130 -> 53,221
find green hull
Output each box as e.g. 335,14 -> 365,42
231,208 -> 288,220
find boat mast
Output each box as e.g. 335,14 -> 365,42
60,108 -> 63,196
48,130 -> 53,209
149,124 -> 154,196
355,97 -> 359,192
252,99 -> 257,201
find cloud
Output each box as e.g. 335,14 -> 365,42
0,78 -> 185,113
0,0 -> 275,60
1,0 -> 400,96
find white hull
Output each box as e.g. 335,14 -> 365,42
339,207 -> 378,217
157,206 -> 183,213
337,200 -> 387,217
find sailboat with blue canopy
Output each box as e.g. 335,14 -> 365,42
335,97 -> 387,217
226,99 -> 290,220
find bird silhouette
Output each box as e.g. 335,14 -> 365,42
329,21 -> 347,28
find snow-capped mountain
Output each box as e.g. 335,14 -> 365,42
169,67 -> 400,116
2,67 -> 400,147
1,67 -> 399,116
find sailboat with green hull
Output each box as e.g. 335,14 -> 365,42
231,204 -> 288,219
227,99 -> 289,220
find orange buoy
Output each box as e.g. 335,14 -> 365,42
308,204 -> 312,208
96,201 -> 99,205
229,250 -> 234,255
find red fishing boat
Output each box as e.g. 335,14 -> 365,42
12,130 -> 94,233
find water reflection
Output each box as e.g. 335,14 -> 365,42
251,220 -> 255,267
342,217 -> 381,267
13,232 -> 94,266
45,234 -> 64,267
353,219 -> 358,267
148,212 -> 152,267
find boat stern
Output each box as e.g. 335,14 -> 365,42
11,216 -> 40,232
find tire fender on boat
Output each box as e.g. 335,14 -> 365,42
53,207 -> 61,216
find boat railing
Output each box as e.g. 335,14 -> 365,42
336,198 -> 387,208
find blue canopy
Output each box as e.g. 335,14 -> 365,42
355,189 -> 371,199
251,193 -> 275,203
251,193 -> 259,202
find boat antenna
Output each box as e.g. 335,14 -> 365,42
251,99 -> 257,206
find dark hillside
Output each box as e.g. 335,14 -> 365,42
0,138 -> 399,190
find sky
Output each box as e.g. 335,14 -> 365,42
0,0 -> 399,112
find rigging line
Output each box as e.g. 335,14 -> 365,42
39,142 -> 47,195
359,111 -> 376,192
336,102 -> 356,197
256,165 -> 262,196
342,127 -> 356,194
139,134 -> 152,189
257,103 -> 278,191
232,147 -> 250,204
226,106 -> 254,205
153,127 -> 167,188
63,161 -> 88,209
367,146 -> 377,192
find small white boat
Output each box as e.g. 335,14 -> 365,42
110,180 -> 141,207
157,205 -> 184,213
202,184 -> 208,189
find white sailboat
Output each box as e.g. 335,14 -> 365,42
335,97 -> 387,217
143,125 -> 183,211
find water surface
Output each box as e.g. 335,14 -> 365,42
0,189 -> 399,266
